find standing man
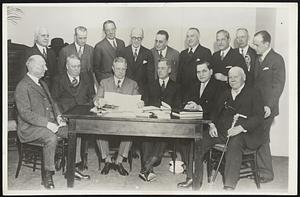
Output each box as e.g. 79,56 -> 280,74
177,27 -> 212,98
94,20 -> 125,84
118,27 -> 155,103
150,30 -> 179,82
177,67 -> 265,190
51,55 -> 95,172
177,61 -> 222,188
234,28 -> 257,86
94,57 -> 144,176
58,26 -> 95,83
252,30 -> 286,183
23,27 -> 57,88
140,58 -> 181,182
212,29 -> 247,89
15,55 -> 68,189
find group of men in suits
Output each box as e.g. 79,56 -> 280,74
15,20 -> 285,190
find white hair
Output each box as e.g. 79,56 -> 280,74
228,66 -> 246,81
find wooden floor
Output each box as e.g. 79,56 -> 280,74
4,142 -> 289,195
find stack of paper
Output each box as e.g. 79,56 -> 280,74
171,111 -> 203,119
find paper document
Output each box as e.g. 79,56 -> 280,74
104,92 -> 142,111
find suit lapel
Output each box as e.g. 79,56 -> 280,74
62,73 -> 77,96
104,39 -> 116,58
25,75 -> 47,98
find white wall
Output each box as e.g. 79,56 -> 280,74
6,3 -> 294,157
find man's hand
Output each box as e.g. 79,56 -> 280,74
184,101 -> 202,111
214,73 -> 228,82
264,106 -> 271,118
137,100 -> 144,108
47,122 -> 59,133
94,98 -> 107,108
57,115 -> 67,127
227,125 -> 245,137
209,123 -> 218,138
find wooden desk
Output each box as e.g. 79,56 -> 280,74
64,105 -> 211,190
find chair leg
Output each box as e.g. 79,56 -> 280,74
41,150 -> 45,185
171,144 -> 176,175
15,139 -> 23,178
207,150 -> 212,183
128,150 -> 133,172
33,153 -> 37,171
253,154 -> 261,189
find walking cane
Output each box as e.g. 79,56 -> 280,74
211,113 -> 247,183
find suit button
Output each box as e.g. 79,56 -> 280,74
46,107 -> 49,110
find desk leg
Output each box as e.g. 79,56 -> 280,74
192,137 -> 203,190
67,132 -> 77,188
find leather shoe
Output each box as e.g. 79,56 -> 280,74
101,162 -> 112,175
223,186 -> 235,190
43,170 -> 55,189
115,163 -> 129,176
75,161 -> 88,171
177,178 -> 193,188
75,170 -> 90,180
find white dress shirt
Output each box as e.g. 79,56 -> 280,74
188,44 -> 199,53
36,44 -> 47,56
259,47 -> 272,62
231,83 -> 245,101
67,72 -> 80,83
159,77 -> 169,87
114,76 -> 125,87
220,46 -> 231,58
158,47 -> 167,57
27,72 -> 40,86
199,79 -> 209,98
239,45 -> 249,57
132,46 -> 141,56
75,42 -> 84,54
107,38 -> 117,48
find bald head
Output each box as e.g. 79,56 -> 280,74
228,67 -> 246,91
26,55 -> 47,79
34,27 -> 49,47
131,27 -> 144,48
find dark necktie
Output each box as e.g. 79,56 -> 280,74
78,46 -> 83,59
42,48 -> 47,59
71,77 -> 79,87
159,50 -> 163,59
188,48 -> 193,56
161,80 -> 166,92
134,48 -> 138,61
117,79 -> 121,88
113,40 -> 117,49
220,51 -> 225,61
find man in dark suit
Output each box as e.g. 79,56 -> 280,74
93,57 -> 144,176
150,30 -> 179,82
23,27 -> 57,89
139,58 -> 181,182
178,67 -> 265,190
57,26 -> 95,83
118,27 -> 155,103
94,20 -> 126,84
177,61 -> 223,188
177,27 -> 212,98
212,29 -> 248,89
51,55 -> 95,173
234,28 -> 257,86
252,30 -> 286,183
15,55 -> 68,189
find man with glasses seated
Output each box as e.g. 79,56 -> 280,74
177,66 -> 265,190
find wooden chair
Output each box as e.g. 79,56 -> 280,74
207,143 -> 261,189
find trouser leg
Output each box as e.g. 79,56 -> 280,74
97,138 -> 110,161
257,117 -> 274,180
141,140 -> 154,168
118,140 -> 132,159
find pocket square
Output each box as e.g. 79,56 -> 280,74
225,65 -> 232,69
263,67 -> 270,71
143,60 -> 148,64
196,58 -> 201,62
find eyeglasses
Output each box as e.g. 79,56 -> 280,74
131,37 -> 143,41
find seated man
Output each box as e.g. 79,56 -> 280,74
140,58 -> 181,182
177,61 -> 223,184
177,66 -> 265,190
51,54 -> 95,173
94,57 -> 144,176
15,55 -> 68,189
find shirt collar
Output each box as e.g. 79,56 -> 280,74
36,44 -> 47,55
106,38 -> 116,46
189,44 -> 199,53
27,72 -> 40,86
201,78 -> 210,88
239,45 -> 249,56
74,42 -> 84,53
158,47 -> 168,57
67,72 -> 79,82
114,76 -> 125,87
159,77 -> 169,86
132,45 -> 141,55
231,83 -> 245,100
260,47 -> 271,62
221,46 -> 231,57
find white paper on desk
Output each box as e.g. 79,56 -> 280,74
104,92 -> 142,111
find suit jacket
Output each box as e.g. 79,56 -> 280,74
118,45 -> 155,101
211,85 -> 265,149
57,43 -> 94,76
51,72 -> 95,113
177,44 -> 212,97
94,76 -> 139,100
150,46 -> 180,81
212,47 -> 247,86
15,75 -> 61,143
254,48 -> 285,117
184,78 -> 223,119
93,38 -> 125,83
146,79 -> 181,109
233,46 -> 257,86
23,44 -> 57,87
